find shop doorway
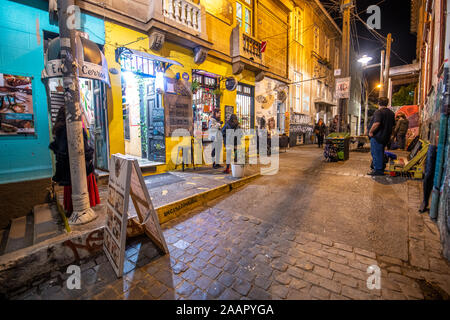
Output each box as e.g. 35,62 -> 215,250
122,72 -> 165,164
47,78 -> 109,171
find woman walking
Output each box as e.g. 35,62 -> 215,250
221,114 -> 240,174
209,110 -> 222,169
314,118 -> 326,148
49,106 -> 100,218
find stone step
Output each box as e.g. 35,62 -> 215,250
33,203 -> 64,245
4,215 -> 33,254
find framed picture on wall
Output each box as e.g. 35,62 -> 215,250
0,73 -> 35,135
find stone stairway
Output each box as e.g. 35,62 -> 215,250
0,203 -> 65,256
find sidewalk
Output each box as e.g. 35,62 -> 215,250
0,164 -> 261,297
8,147 -> 450,300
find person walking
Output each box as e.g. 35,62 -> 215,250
314,118 -> 326,148
49,106 -> 100,217
329,115 -> 339,134
221,114 -> 240,174
209,110 -> 222,169
393,113 -> 409,150
367,97 -> 395,176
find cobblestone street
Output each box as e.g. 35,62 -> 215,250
13,146 -> 450,300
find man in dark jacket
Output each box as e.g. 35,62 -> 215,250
367,97 -> 395,176
393,113 -> 409,150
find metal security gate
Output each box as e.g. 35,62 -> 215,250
236,83 -> 254,131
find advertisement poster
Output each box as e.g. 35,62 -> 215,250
104,154 -> 168,277
0,73 -> 34,135
335,77 -> 351,99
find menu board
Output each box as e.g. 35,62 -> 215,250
0,73 -> 34,135
104,154 -> 168,277
164,93 -> 193,136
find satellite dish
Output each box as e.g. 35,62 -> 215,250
225,77 -> 237,91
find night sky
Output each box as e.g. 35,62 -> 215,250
319,0 -> 417,90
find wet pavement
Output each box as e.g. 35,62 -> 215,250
12,146 -> 450,300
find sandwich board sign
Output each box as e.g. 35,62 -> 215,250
103,153 -> 168,277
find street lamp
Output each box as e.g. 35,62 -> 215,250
357,55 -> 373,66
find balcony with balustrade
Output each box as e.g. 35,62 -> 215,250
77,0 -> 211,59
230,26 -> 267,78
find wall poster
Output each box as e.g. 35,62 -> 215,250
104,154 -> 168,277
0,73 -> 34,135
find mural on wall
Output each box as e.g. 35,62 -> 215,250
394,105 -> 419,141
255,80 -> 278,129
0,73 -> 34,135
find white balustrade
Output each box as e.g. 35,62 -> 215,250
163,0 -> 201,32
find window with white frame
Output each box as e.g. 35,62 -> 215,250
293,71 -> 302,113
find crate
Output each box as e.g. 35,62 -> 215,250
325,135 -> 350,161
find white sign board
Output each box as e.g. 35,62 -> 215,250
335,77 -> 351,99
334,69 -> 341,76
104,154 -> 168,277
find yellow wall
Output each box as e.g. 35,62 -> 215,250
104,21 -> 255,174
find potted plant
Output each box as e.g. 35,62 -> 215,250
191,79 -> 200,94
212,87 -> 222,97
231,145 -> 246,178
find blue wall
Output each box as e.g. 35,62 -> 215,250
0,0 -> 105,184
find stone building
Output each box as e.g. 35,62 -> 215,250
411,0 -> 450,260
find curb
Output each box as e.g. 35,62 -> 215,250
0,172 -> 260,295
156,173 -> 261,224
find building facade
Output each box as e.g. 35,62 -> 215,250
0,0 -> 345,227
411,0 -> 450,260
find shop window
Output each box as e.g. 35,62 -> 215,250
192,71 -> 220,140
236,0 -> 252,35
236,83 -> 254,131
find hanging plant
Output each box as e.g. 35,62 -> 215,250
191,79 -> 201,94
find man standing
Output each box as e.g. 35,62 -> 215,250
393,113 -> 409,150
367,97 -> 395,176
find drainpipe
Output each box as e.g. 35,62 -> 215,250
57,0 -> 96,224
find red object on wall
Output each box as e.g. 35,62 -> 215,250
261,41 -> 267,53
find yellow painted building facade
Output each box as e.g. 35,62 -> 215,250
84,0 -> 342,173
103,20 -> 255,174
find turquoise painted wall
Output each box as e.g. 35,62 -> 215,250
0,0 -> 105,184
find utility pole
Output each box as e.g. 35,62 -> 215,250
384,33 -> 392,100
379,33 -> 393,99
339,0 -> 353,132
379,50 -> 385,98
364,78 -> 369,134
57,0 -> 96,224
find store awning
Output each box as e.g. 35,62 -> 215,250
115,47 -> 183,72
42,35 -> 110,86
